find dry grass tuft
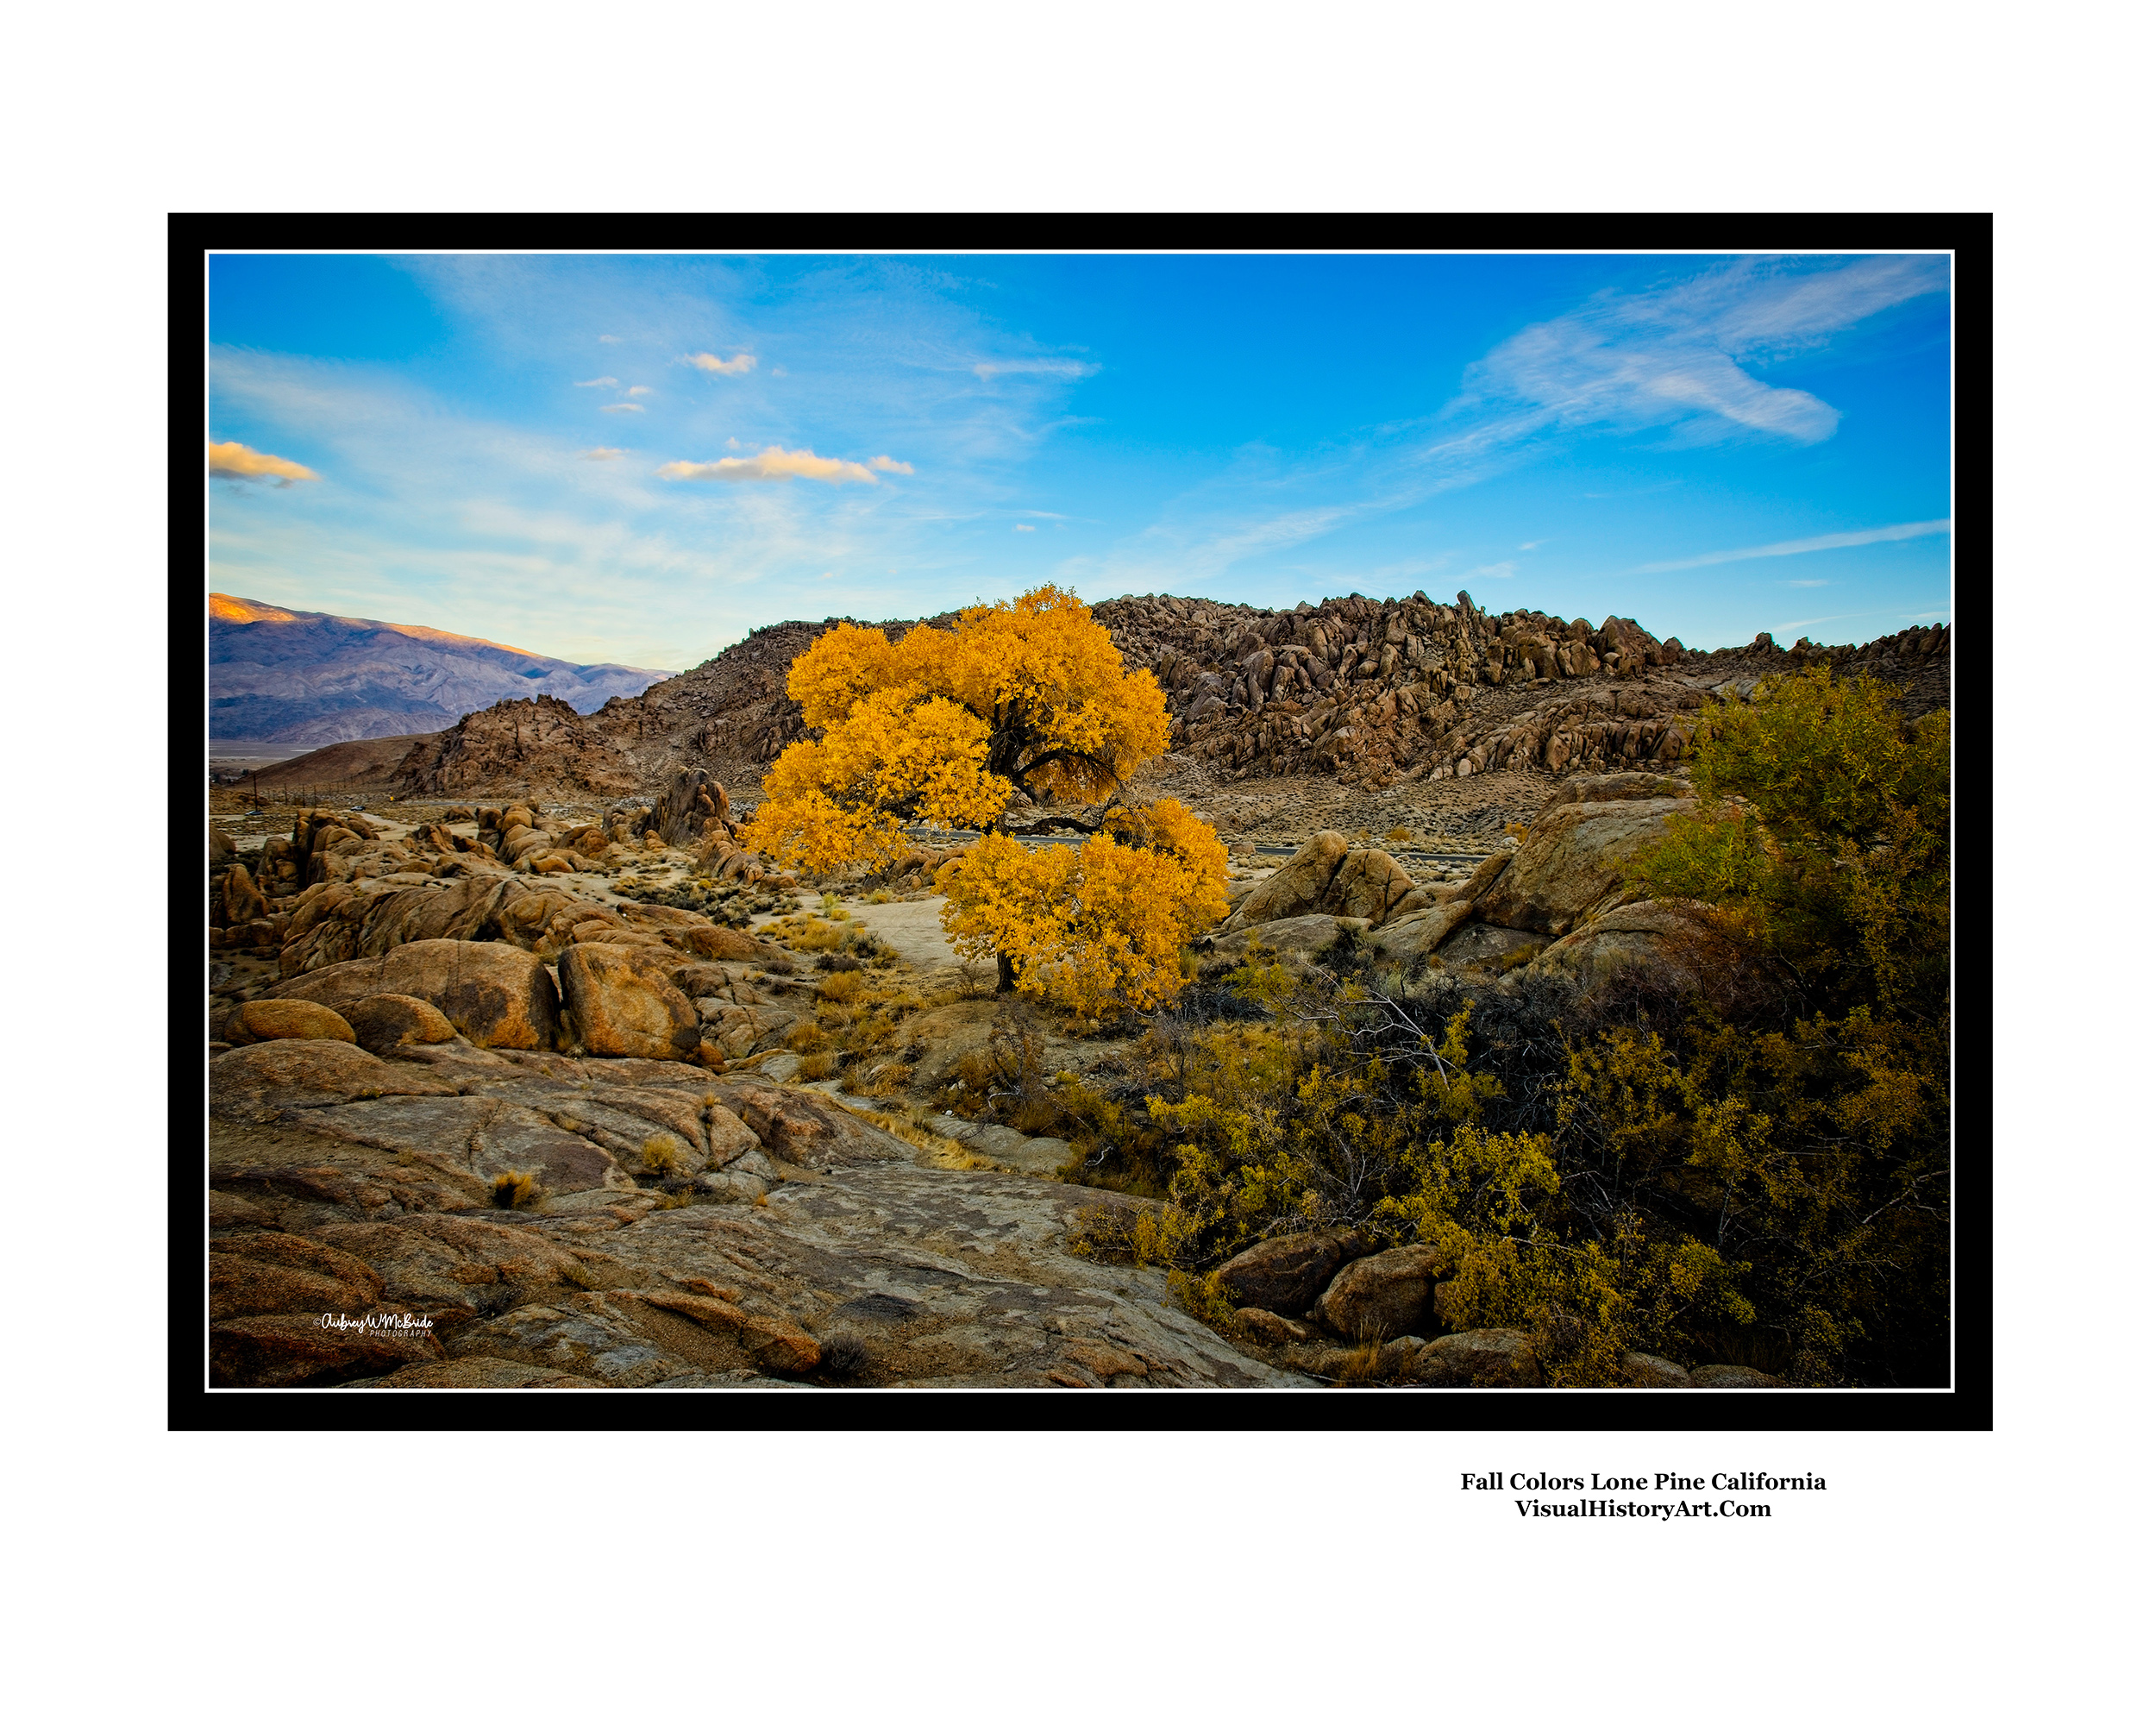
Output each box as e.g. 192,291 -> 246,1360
490,1169 -> 543,1210
641,1136 -> 691,1176
1330,1339 -> 1389,1386
818,969 -> 868,1005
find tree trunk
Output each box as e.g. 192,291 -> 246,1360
996,951 -> 1018,994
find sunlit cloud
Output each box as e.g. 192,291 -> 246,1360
656,446 -> 880,486
581,448 -> 625,461
207,440 -> 320,485
685,350 -> 757,375
624,385 -> 653,398
600,402 -> 645,414
1631,518 -> 1950,574
573,376 -> 617,388
1012,523 -> 1036,532
868,455 -> 914,474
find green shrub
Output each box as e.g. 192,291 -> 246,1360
1631,665 -> 1947,1015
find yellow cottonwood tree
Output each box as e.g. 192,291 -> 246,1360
742,586 -> 1174,869
741,587 -> 1222,1014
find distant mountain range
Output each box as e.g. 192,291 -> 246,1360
207,593 -> 674,746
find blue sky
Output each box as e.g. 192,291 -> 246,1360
205,252 -> 1952,671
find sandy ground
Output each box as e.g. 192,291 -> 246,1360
801,897 -> 965,969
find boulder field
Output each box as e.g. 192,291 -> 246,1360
204,768 -> 1784,1390
582,585 -> 1946,802
1211,1227 -> 1781,1389
207,1037 -> 1305,1390
1204,768 -> 1735,994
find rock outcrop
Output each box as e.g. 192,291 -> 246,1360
557,944 -> 703,1061
267,938 -> 562,1051
1315,1244 -> 1442,1341
1214,1229 -> 1370,1315
342,994 -> 458,1056
1222,831 -> 1429,931
223,1000 -> 356,1046
1470,792 -> 1691,935
391,695 -> 640,798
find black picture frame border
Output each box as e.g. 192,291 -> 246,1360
172,212 -> 1990,1436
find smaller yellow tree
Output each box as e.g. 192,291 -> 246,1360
937,799 -> 1228,1016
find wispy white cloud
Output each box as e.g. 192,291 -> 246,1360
1631,518 -> 1950,574
1451,255 -> 1947,449
657,446 -> 880,486
573,376 -> 617,388
1012,523 -> 1036,532
1787,578 -> 1829,587
581,447 -> 625,461
600,402 -> 645,414
624,385 -> 653,398
685,350 -> 756,375
1519,539 -> 1549,550
1771,605 -> 1952,637
973,357 -> 1100,382
1086,258 -> 1940,593
1071,503 -> 1358,592
598,334 -> 623,344
207,440 -> 320,485
1468,560 -> 1517,580
867,455 -> 914,474
1369,554 -> 1454,584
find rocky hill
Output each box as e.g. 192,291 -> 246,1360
209,593 -> 672,746
390,695 -> 640,799
587,617 -> 872,782
586,589 -> 1951,799
229,588 -> 1949,813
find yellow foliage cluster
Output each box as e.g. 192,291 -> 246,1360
741,586 -> 1172,872
935,797 -> 1228,1018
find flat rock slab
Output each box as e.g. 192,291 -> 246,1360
1202,913 -> 1370,960
926,1115 -> 1073,1176
586,1164 -> 1306,1388
207,1058 -> 1307,1389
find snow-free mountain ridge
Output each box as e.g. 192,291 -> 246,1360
208,594 -> 673,747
